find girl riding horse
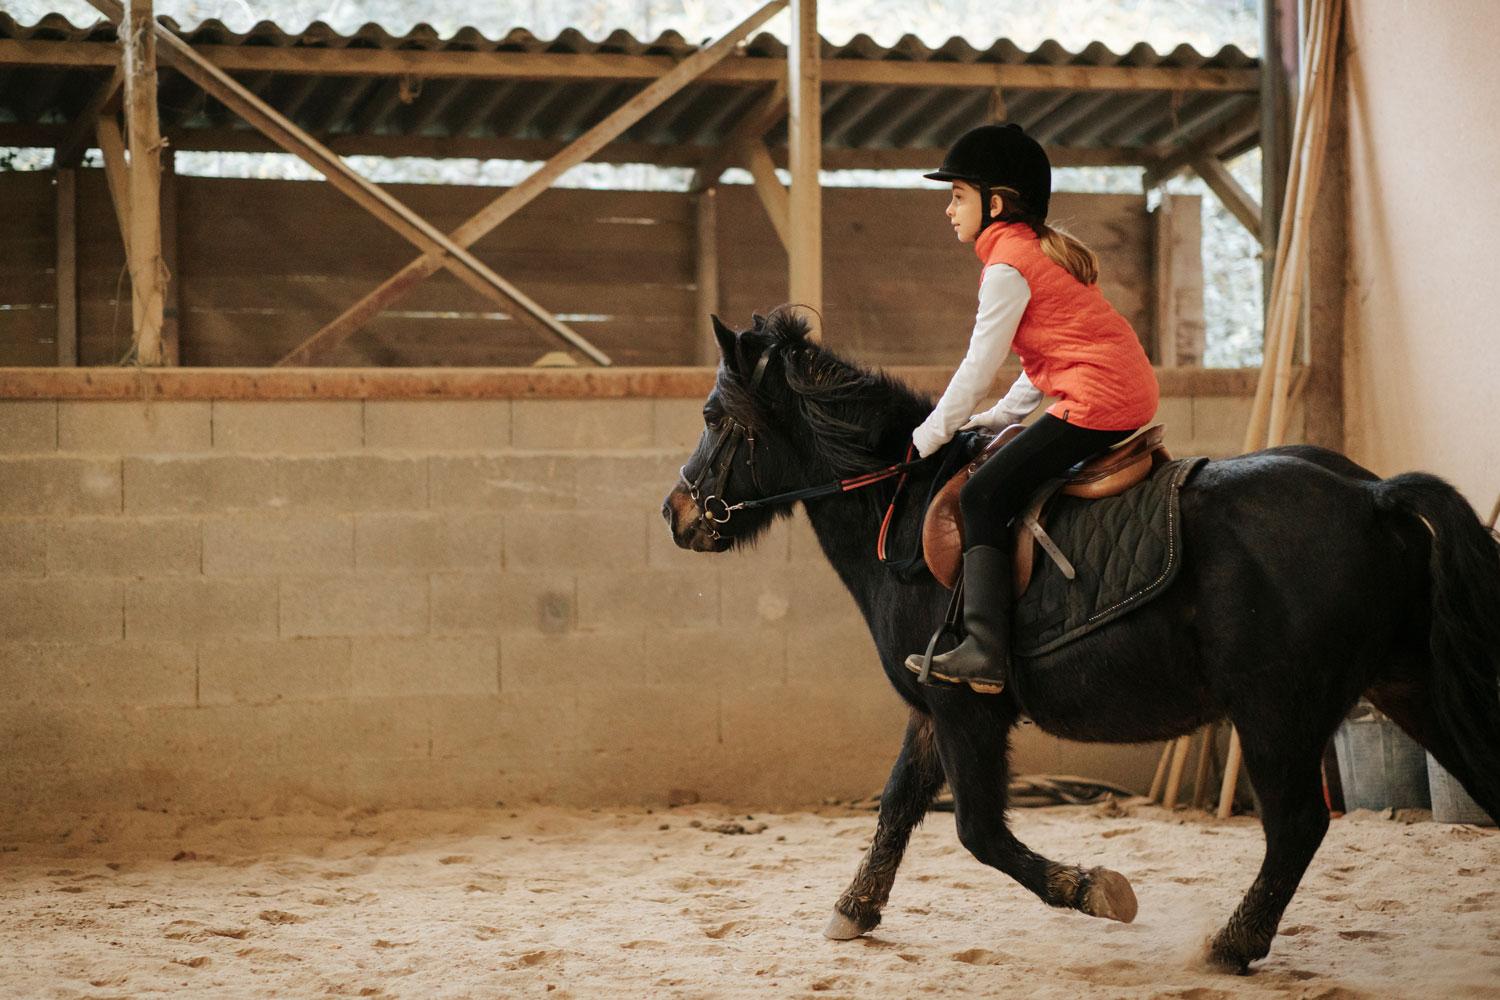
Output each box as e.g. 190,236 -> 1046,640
908,123 -> 1159,694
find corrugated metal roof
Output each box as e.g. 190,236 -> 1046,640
0,12 -> 1260,164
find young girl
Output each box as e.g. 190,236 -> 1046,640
905,123 -> 1159,694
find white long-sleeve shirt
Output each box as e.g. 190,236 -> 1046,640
911,264 -> 1044,457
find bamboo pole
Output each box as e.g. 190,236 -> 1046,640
276,0 -> 790,366
1191,725 -> 1217,809
1219,0 -> 1343,820
1162,735 -> 1193,810
1148,741 -> 1173,802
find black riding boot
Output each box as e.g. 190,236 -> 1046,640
904,544 -> 1012,694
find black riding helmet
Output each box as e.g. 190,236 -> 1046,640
924,123 -> 1051,232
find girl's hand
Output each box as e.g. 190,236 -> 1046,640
911,423 -> 947,459
961,409 -> 1016,432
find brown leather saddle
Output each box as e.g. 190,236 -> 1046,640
922,425 -> 1171,592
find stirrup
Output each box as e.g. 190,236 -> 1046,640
916,576 -> 965,684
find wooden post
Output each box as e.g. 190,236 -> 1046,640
787,0 -> 822,335
55,168 -> 78,366
1152,193 -> 1177,366
695,187 -> 720,365
1152,194 -> 1205,367
160,148 -> 180,365
122,0 -> 165,365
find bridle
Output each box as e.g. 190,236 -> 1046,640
679,349 -> 773,542
679,345 -> 928,546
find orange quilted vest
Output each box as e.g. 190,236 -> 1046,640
976,221 -> 1159,431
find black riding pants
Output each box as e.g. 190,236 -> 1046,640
959,413 -> 1135,549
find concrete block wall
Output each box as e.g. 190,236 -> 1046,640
0,389 -> 1287,818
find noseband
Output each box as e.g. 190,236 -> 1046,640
679,345 -> 927,544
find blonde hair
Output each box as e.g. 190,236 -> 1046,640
992,186 -> 1099,286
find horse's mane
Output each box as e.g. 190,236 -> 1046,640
718,308 -> 932,475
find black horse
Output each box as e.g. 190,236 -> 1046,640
660,309 -> 1500,972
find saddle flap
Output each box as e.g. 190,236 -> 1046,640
920,424 -> 1025,589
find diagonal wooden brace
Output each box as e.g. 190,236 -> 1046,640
83,0 -> 611,366
275,0 -> 790,367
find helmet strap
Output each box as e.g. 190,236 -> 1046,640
978,182 -> 995,233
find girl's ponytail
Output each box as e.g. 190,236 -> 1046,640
992,186 -> 1101,286
1035,222 -> 1099,286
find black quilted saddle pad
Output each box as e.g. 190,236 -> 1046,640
1013,456 -> 1207,658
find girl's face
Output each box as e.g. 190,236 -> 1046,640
945,181 -> 1003,243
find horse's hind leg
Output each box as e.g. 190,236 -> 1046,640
825,709 -> 946,939
1208,725 -> 1330,972
930,699 -> 1139,923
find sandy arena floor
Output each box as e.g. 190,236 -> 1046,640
0,800 -> 1496,999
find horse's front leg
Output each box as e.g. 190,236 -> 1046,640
824,708 -> 946,939
931,695 -> 1139,923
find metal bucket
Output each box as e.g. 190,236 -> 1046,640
1425,754 -> 1496,826
1332,713 -> 1431,812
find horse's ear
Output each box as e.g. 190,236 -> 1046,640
710,314 -> 738,369
750,312 -> 767,330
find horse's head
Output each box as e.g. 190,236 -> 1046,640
661,308 -> 928,552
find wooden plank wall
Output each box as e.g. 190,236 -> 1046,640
0,172 -> 60,366
718,187 -> 1159,366
0,171 -> 1195,368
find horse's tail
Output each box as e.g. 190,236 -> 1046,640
1374,472 -> 1500,813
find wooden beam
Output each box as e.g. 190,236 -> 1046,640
55,66 -> 123,167
83,0 -> 613,367
743,139 -> 791,249
1142,105 -> 1261,189
54,168 -> 79,367
123,0 -> 166,366
0,364 -> 1272,403
695,187 -> 720,365
95,116 -> 133,264
688,81 -> 786,193
275,0 -> 790,368
1192,155 -> 1263,242
0,123 -> 1160,169
787,0 -> 822,330
0,38 -> 1261,92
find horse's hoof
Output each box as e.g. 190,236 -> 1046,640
823,909 -> 873,940
1205,931 -> 1256,975
1082,867 -> 1138,923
